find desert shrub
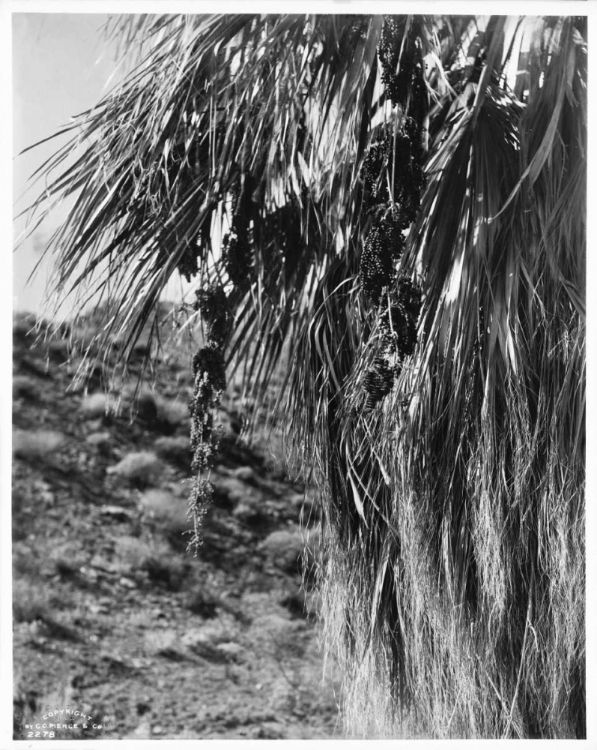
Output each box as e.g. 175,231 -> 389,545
12,429 -> 65,459
80,392 -> 118,418
139,489 -> 190,537
108,452 -> 164,486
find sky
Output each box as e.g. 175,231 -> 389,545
12,13 -> 121,315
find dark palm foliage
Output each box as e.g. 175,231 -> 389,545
22,14 -> 586,738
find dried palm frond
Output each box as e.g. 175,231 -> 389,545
324,16 -> 585,738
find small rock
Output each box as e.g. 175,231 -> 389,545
146,630 -> 184,660
107,452 -> 164,484
151,725 -> 163,736
99,505 -> 135,522
119,576 -> 137,589
90,554 -> 117,572
12,429 -> 65,459
79,566 -> 99,582
181,629 -> 213,650
86,432 -> 111,447
182,617 -> 237,650
215,642 -> 244,659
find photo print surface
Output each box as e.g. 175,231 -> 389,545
9,10 -> 587,742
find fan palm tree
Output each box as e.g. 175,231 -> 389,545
22,14 -> 586,738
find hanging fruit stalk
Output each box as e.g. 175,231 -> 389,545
360,18 -> 427,410
187,285 -> 230,552
185,173 -> 254,550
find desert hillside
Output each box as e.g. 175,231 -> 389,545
12,313 -> 341,740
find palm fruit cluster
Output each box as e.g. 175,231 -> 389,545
194,285 -> 231,347
360,120 -> 425,224
378,17 -> 409,106
378,303 -> 408,345
360,210 -> 404,303
378,16 -> 427,127
188,342 -> 227,552
222,173 -> 256,289
188,476 -> 214,551
392,118 -> 425,226
361,124 -> 392,207
222,224 -> 252,288
363,355 -> 396,411
397,276 -> 423,319
379,277 -> 422,358
188,300 -> 229,549
345,14 -> 371,43
357,15 -> 430,412
178,242 -> 200,282
189,345 -> 226,470
192,346 -> 227,392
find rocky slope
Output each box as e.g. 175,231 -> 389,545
12,313 -> 341,740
